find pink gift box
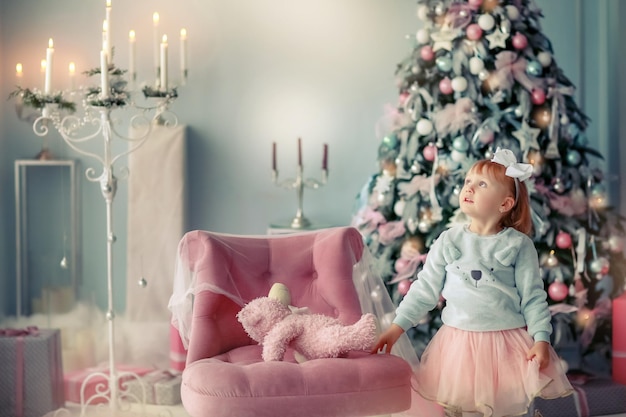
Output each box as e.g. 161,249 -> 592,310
0,327 -> 64,417
64,364 -> 152,404
169,323 -> 187,371
613,292 -> 626,385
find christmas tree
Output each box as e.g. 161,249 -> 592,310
352,0 -> 626,374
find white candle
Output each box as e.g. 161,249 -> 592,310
106,0 -> 112,60
68,62 -> 76,90
129,30 -> 136,83
153,12 -> 160,83
45,38 -> 54,94
100,50 -> 110,98
160,34 -> 168,91
180,28 -> 188,82
102,20 -> 109,59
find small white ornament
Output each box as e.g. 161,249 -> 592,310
477,14 -> 496,31
505,5 -> 520,21
478,69 -> 490,81
416,118 -> 434,136
537,51 -> 553,67
451,76 -> 468,92
469,56 -> 485,74
416,28 -> 430,44
417,5 -> 430,21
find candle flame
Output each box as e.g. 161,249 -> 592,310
16,63 -> 23,75
129,30 -> 136,41
69,62 -> 76,75
153,12 -> 160,25
48,38 -> 54,48
106,0 -> 112,7
180,28 -> 187,40
41,59 -> 47,72
162,34 -> 168,44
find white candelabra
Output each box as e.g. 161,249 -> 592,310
11,1 -> 186,416
271,138 -> 329,229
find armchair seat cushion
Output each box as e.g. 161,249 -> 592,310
181,346 -> 412,417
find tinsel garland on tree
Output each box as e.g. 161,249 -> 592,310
352,0 -> 626,374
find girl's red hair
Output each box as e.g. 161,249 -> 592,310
470,159 -> 533,236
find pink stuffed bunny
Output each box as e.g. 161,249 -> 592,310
236,284 -> 378,362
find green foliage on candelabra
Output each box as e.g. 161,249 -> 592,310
352,0 -> 626,375
8,87 -> 76,112
84,65 -> 130,108
141,85 -> 179,99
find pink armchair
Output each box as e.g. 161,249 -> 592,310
171,226 -> 413,417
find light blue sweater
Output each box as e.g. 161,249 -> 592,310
393,224 -> 552,343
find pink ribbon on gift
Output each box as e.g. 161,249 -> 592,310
0,326 -> 39,337
568,374 -> 591,417
489,51 -> 545,93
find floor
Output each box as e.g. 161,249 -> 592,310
44,403 -> 191,417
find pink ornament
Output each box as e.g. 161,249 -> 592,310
423,144 -> 437,161
479,129 -> 494,144
398,279 -> 412,296
468,0 -> 483,8
394,258 -> 410,272
555,231 -> 572,249
466,24 -> 483,41
420,45 -> 435,61
399,92 -> 410,105
512,33 -> 528,50
548,281 -> 568,302
531,88 -> 546,105
439,77 -> 453,95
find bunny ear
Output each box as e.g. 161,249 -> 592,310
268,282 -> 291,306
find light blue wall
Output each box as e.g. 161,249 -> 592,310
0,0 -> 623,315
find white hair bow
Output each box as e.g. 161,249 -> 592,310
491,147 -> 533,181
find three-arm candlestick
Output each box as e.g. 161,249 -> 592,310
271,138 -> 328,229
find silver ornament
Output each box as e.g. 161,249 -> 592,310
138,277 -> 148,288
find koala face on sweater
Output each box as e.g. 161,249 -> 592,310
236,297 -> 291,344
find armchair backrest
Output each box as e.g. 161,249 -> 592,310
181,227 -> 365,365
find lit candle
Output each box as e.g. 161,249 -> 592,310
322,144 -> 328,170
180,28 -> 188,83
45,38 -> 54,94
153,12 -> 160,83
105,0 -> 112,60
41,59 -> 46,88
100,50 -> 110,98
297,137 -> 302,167
272,142 -> 277,171
69,62 -> 76,90
16,63 -> 23,79
129,30 -> 136,83
160,34 -> 168,91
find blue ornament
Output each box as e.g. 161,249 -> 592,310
382,134 -> 398,148
566,149 -> 582,166
436,56 -> 453,72
452,136 -> 469,152
526,60 -> 543,77
591,183 -> 606,197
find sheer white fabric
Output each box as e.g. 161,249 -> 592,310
167,229 -> 419,369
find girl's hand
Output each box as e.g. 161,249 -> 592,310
371,323 -> 404,354
527,341 -> 550,369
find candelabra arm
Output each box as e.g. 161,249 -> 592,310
272,167 -> 328,229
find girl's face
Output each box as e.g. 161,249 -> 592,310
459,167 -> 513,222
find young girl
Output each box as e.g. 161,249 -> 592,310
372,148 -> 572,417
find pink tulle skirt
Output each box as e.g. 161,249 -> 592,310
414,325 -> 573,417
